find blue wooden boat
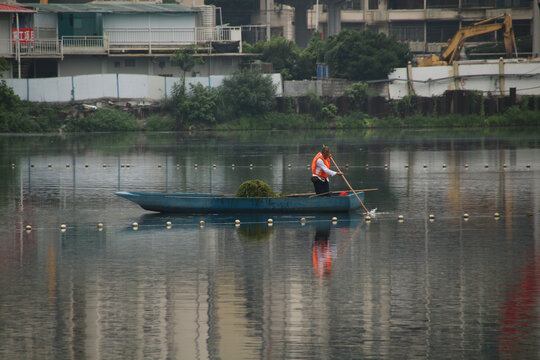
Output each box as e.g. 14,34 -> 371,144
116,190 -> 364,213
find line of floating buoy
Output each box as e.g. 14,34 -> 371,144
13,163 -> 535,170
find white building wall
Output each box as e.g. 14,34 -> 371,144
103,13 -> 196,29
4,73 -> 283,102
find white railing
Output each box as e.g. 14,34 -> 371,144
106,28 -> 197,47
0,26 -> 243,57
62,36 -> 106,50
15,40 -> 60,56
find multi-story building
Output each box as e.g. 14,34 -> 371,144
0,1 -> 256,79
312,0 -> 535,56
253,0 -> 535,56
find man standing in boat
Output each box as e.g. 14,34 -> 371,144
311,145 -> 344,195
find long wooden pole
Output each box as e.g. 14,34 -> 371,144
330,156 -> 370,214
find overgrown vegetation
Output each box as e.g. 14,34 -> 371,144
65,108 -> 139,132
236,179 -> 277,198
243,31 -> 409,81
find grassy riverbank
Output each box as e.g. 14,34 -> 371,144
1,101 -> 539,133
1,80 -> 539,133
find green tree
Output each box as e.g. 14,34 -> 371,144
218,70 -> 277,120
324,30 -> 410,81
170,45 -> 205,90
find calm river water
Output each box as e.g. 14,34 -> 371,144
0,129 -> 539,359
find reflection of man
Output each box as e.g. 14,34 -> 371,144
313,226 -> 332,276
311,145 -> 343,195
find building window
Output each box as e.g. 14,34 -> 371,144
390,22 -> 424,42
124,59 -> 135,67
427,21 -> 459,43
461,0 -> 496,8
388,0 -> 423,9
368,0 -> 378,9
427,0 -> 459,8
344,0 -> 363,10
114,61 -> 121,68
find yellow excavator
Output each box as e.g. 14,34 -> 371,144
417,13 -> 517,66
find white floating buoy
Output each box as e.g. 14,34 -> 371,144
11,164 -> 15,168
365,215 -> 371,222
235,219 -> 240,226
97,223 -> 104,230
503,163 -> 507,168
442,164 -> 447,168
158,164 -> 162,168
249,164 -> 253,168
332,217 -> 338,223
121,164 -> 125,168
429,214 -> 435,220
269,164 -> 273,168
132,222 -> 138,229
25,225 -> 32,231
85,164 -> 89,168
300,217 -> 306,224
66,164 -> 70,168
345,164 -> 349,168
485,164 -> 489,168
194,164 -> 198,168
30,164 -> 34,168
48,164 -> 52,168
494,212 -> 500,219
464,164 -> 469,168
423,164 -> 427,168
267,218 -> 273,225
102,164 -> 107,168
365,164 -> 369,168
232,164 -> 235,168
126,164 -> 131,168
166,221 -> 172,229
526,164 -> 531,168
176,164 -> 180,168
404,164 -> 409,168
200,220 -> 205,227
398,215 -> 404,222
287,164 -> 292,168
60,224 -> 67,230
213,164 -> 216,168
463,214 -> 469,221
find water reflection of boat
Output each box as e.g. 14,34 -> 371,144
116,191 -> 364,213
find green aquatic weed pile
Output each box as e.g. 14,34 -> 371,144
236,180 -> 276,198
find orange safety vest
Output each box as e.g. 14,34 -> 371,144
312,152 -> 331,179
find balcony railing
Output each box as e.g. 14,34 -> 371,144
0,26 -> 244,57
62,36 -> 107,54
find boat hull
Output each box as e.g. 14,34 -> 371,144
116,191 -> 364,213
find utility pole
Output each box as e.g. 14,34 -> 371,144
266,0 -> 271,41
533,0 -> 540,57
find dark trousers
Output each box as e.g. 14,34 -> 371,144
313,177 -> 330,195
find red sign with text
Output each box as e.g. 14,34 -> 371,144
12,28 -> 34,44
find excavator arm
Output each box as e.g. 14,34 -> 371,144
441,13 -> 517,64
417,13 -> 517,66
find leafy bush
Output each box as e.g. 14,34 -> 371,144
236,179 -> 276,198
145,114 -> 176,131
345,82 -> 371,111
66,108 -> 139,132
218,70 -> 277,120
324,30 -> 410,81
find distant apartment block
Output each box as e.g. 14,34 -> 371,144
0,1 -> 259,79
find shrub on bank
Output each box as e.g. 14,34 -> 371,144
145,114 -> 176,131
65,108 -> 139,132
